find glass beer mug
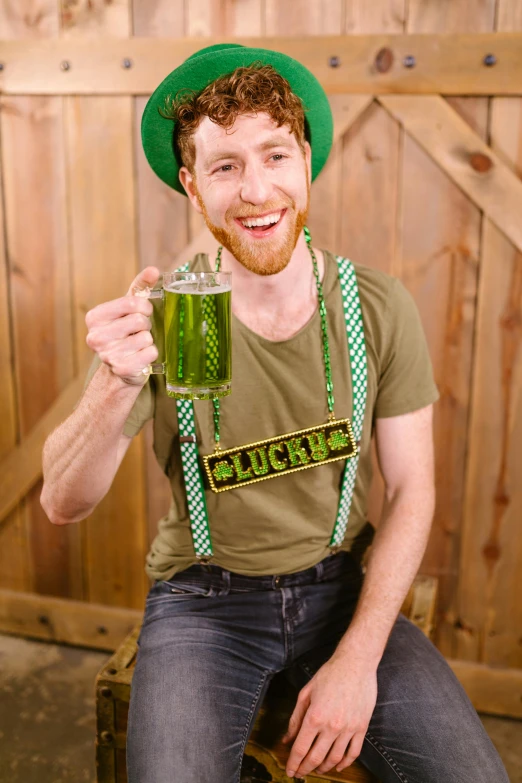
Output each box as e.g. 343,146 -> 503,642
142,271 -> 232,400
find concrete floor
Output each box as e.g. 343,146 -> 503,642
0,633 -> 520,783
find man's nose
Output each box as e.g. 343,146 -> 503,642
239,161 -> 273,205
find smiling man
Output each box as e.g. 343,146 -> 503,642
41,44 -> 508,783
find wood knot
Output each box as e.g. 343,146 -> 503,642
482,541 -> 501,562
469,152 -> 493,173
375,47 -> 394,74
494,490 -> 510,508
500,312 -> 522,331
454,617 -> 474,635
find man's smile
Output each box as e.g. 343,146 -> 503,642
234,208 -> 287,238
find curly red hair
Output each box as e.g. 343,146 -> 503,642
160,63 -> 308,172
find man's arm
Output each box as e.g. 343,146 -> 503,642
283,404 -> 435,777
335,403 -> 435,664
41,365 -> 137,525
41,266 -> 160,526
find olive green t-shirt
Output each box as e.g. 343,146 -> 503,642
82,250 -> 439,581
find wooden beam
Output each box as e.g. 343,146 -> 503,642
0,363 -> 90,525
330,94 -> 374,146
0,34 -> 522,95
448,659 -> 522,719
379,94 -> 522,255
0,588 -> 142,651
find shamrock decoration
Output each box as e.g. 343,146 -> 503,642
212,460 -> 234,482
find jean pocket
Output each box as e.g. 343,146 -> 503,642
145,578 -> 216,603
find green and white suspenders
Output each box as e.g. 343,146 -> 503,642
175,256 -> 368,560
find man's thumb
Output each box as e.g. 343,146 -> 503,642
127,266 -> 161,296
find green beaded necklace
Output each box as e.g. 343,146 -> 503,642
211,226 -> 335,450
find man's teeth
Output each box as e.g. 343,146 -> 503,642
240,211 -> 281,228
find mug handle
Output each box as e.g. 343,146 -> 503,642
134,286 -> 165,376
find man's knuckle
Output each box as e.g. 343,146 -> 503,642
141,346 -> 157,364
308,751 -> 324,765
329,716 -> 345,733
130,313 -> 142,331
307,710 -> 323,727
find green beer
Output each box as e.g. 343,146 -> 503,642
163,276 -> 231,399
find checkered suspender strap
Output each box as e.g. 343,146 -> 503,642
174,262 -> 213,560
330,256 -> 368,548
174,257 -> 367,560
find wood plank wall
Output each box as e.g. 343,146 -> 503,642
0,0 -> 521,674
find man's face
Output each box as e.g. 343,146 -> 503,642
179,113 -> 311,276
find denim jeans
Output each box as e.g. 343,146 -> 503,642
127,552 -> 508,783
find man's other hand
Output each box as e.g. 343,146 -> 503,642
282,653 -> 377,777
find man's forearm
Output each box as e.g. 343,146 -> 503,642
41,363 -> 142,523
333,484 -> 435,668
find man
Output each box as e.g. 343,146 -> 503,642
41,44 -> 508,782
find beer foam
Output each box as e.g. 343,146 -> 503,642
166,280 -> 231,295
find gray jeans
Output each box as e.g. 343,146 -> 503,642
127,552 -> 508,782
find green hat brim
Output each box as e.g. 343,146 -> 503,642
141,44 -> 333,195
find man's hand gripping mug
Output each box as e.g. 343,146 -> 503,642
137,271 -> 232,400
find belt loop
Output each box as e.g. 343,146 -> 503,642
219,569 -> 231,596
315,560 -> 324,582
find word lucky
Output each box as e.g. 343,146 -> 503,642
203,419 -> 357,493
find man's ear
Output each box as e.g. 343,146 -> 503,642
179,167 -> 203,214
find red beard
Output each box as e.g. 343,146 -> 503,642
195,187 -> 310,276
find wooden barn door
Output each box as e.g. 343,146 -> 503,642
0,0 -> 521,716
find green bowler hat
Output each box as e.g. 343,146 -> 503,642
141,43 -> 333,195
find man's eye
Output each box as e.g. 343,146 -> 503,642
271,154 -> 286,162
219,164 -> 234,172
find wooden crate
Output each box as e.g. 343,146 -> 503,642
95,575 -> 438,783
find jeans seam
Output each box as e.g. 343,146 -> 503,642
281,588 -> 291,663
365,731 -> 409,783
236,671 -> 270,783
